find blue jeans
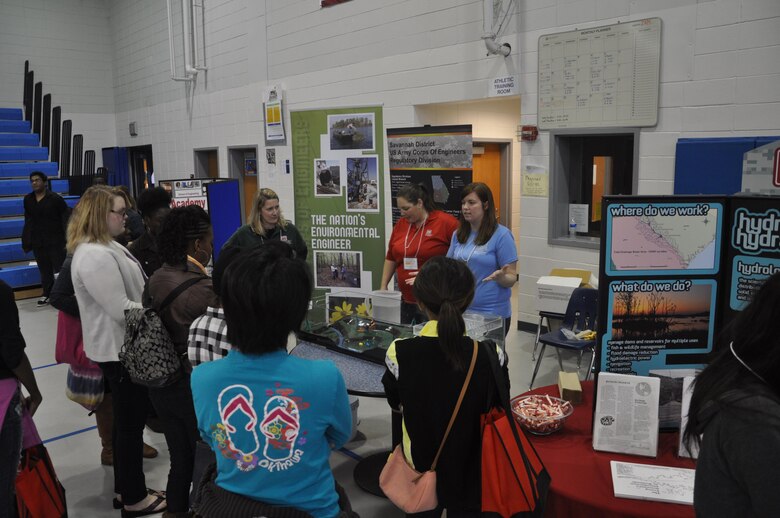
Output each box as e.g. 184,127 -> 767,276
0,388 -> 22,518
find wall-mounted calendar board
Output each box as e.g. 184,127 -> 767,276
538,18 -> 661,130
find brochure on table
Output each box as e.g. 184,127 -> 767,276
610,461 -> 694,505
592,372 -> 660,457
677,376 -> 699,459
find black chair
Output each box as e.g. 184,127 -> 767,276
529,287 -> 598,388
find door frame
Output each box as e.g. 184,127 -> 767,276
473,138 -> 513,227
227,145 -> 258,224
193,147 -> 219,179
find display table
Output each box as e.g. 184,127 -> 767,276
290,340 -> 385,396
290,340 -> 391,497
523,381 -> 696,518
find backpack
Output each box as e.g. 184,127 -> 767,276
120,276 -> 204,388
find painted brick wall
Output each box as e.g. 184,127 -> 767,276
515,0 -> 780,324
0,0 -> 117,168
7,0 -> 778,322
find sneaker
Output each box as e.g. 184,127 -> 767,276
37,297 -> 49,307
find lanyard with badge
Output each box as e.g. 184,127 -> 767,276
454,236 -> 479,265
402,217 -> 427,271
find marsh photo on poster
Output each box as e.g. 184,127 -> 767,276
314,250 -> 362,289
328,113 -> 375,151
346,156 -> 379,212
314,159 -> 341,196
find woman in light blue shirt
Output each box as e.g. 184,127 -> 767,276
447,182 -> 517,334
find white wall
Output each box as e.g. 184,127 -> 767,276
0,0 -> 117,169
515,0 -> 780,325
5,0 -> 778,321
107,0 -> 520,218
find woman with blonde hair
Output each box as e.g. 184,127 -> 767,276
223,187 -> 307,259
70,186 -> 167,517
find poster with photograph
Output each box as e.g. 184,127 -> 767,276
387,125 -> 472,223
326,293 -> 372,324
601,278 -> 716,373
245,158 -> 257,176
292,106 -> 386,297
328,113 -> 375,151
314,250 -> 362,289
314,159 -> 341,196
346,156 -> 379,212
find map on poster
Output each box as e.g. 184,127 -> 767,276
606,203 -> 723,276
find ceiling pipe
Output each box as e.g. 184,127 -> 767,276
167,0 -> 196,81
181,0 -> 198,76
482,0 -> 511,57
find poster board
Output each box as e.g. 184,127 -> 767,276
538,18 -> 661,129
291,106 -> 386,295
386,125 -> 472,223
158,178 -> 227,211
721,195 -> 780,325
597,195 -> 725,428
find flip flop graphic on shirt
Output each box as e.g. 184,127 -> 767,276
260,395 -> 300,461
217,385 -> 260,458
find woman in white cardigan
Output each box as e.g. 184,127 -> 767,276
69,186 -> 167,517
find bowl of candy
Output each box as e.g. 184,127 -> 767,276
510,394 -> 574,435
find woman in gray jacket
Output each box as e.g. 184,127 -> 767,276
70,186 -> 167,517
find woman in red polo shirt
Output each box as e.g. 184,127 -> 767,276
381,184 -> 458,324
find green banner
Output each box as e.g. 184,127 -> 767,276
292,107 -> 386,295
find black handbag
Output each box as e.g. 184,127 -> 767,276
120,276 -> 203,388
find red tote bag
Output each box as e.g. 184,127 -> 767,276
481,408 -> 549,517
16,445 -> 68,518
480,342 -> 550,518
16,408 -> 68,518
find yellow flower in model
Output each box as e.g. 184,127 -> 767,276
331,301 -> 353,322
355,302 -> 372,318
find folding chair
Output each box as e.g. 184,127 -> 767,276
529,287 -> 598,388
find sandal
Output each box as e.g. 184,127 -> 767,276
113,489 -> 166,510
121,492 -> 167,518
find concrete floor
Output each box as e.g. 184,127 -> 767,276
17,287 -> 585,517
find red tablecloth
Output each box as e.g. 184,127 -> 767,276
522,381 -> 696,518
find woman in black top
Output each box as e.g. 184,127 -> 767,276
0,280 -> 43,517
382,257 -> 508,517
684,273 -> 780,516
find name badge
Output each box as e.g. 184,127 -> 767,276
403,257 -> 418,270
280,235 -> 288,242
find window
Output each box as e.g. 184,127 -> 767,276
548,129 -> 638,249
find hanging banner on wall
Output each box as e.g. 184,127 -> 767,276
387,125 -> 472,223
291,106 -> 386,293
597,196 -> 726,428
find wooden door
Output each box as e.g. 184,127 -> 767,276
243,175 -> 256,222
472,143 -> 502,221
